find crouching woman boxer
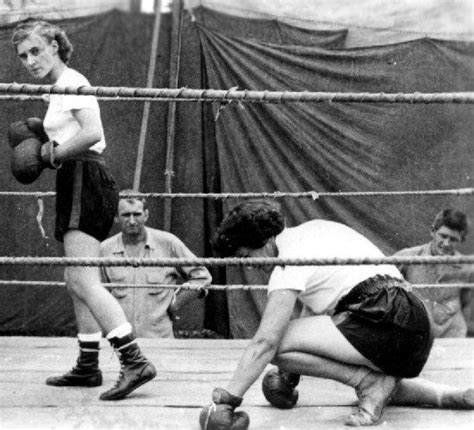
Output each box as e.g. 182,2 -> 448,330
12,18 -> 156,400
199,200 -> 474,429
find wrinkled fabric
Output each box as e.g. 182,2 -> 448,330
192,15 -> 474,337
335,275 -> 433,377
1,8 -> 473,336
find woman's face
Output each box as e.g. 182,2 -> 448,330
16,32 -> 59,80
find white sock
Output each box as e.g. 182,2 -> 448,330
106,323 -> 133,340
77,332 -> 102,343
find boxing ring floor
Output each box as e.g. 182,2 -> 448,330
0,337 -> 473,430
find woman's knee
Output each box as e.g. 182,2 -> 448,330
64,268 -> 96,300
64,270 -> 83,296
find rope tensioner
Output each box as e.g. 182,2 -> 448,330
1,255 -> 474,267
1,83 -> 474,104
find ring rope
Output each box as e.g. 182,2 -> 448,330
0,188 -> 473,199
1,83 -> 474,104
0,95 -> 231,103
0,280 -> 472,290
0,255 -> 474,267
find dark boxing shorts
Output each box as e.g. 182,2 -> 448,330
55,151 -> 119,242
334,275 -> 434,378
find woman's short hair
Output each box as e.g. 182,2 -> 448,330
432,208 -> 469,241
12,18 -> 74,64
212,200 -> 285,257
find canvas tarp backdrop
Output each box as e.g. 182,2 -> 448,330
183,6 -> 474,337
0,5 -> 473,338
0,11 -> 184,335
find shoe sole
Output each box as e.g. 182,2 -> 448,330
99,366 -> 157,401
45,375 -> 103,387
46,381 -> 102,387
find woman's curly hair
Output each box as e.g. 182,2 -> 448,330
12,18 -> 74,65
212,200 -> 285,257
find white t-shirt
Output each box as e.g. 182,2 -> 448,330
268,220 -> 403,315
43,68 -> 105,153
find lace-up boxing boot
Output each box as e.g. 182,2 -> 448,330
46,340 -> 102,387
99,333 -> 156,400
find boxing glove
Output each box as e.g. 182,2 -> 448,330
11,137 -> 45,184
8,120 -> 38,148
8,118 -> 48,148
25,117 -> 49,143
199,388 -> 249,430
262,367 -> 300,409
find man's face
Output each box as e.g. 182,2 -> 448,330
430,225 -> 463,255
116,199 -> 148,237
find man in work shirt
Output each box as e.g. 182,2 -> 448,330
101,192 -> 212,338
394,208 -> 473,337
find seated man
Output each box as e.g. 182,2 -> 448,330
199,200 -> 473,429
394,209 -> 473,338
101,192 -> 212,338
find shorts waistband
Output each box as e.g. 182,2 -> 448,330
337,275 -> 407,310
69,151 -> 105,165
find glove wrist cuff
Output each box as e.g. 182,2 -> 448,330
212,388 -> 243,408
49,141 -> 62,169
42,141 -> 62,169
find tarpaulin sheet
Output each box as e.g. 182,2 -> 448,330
0,11 -> 181,335
0,6 -> 473,338
187,0 -> 474,47
188,7 -> 474,337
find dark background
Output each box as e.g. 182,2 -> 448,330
0,7 -> 473,337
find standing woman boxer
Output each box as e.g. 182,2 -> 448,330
12,19 -> 156,400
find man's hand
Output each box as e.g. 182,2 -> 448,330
167,284 -> 208,322
167,286 -> 181,322
199,388 -> 249,430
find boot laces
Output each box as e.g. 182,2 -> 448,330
111,365 -> 126,389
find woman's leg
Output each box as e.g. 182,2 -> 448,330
63,230 -> 156,400
63,230 -> 128,332
71,294 -> 102,334
45,285 -> 103,387
272,315 -> 397,425
390,378 -> 474,409
273,315 -> 473,420
277,315 -> 380,368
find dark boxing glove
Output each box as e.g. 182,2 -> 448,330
199,388 -> 249,430
8,118 -> 48,148
25,117 -> 49,143
262,368 -> 300,409
8,120 -> 38,148
11,137 -> 45,184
